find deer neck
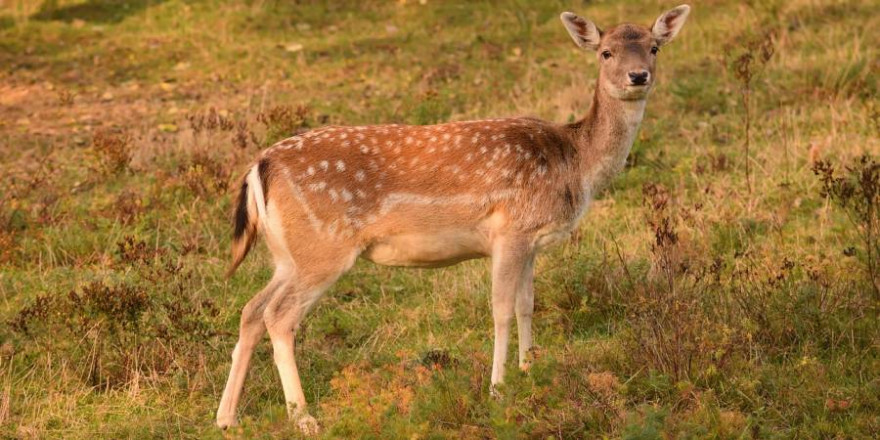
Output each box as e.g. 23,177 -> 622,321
572,84 -> 646,192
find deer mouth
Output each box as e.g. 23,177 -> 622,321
607,84 -> 652,101
626,85 -> 649,91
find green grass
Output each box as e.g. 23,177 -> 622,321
1,0 -> 879,438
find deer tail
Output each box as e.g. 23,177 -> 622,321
226,159 -> 270,278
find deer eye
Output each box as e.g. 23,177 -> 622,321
601,50 -> 612,60
650,46 -> 659,55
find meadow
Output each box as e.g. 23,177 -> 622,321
1,0 -> 878,438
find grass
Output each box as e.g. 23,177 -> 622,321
1,0 -> 878,438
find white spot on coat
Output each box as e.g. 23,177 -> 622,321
340,188 -> 353,202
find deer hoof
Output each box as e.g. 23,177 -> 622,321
296,414 -> 320,436
216,415 -> 238,430
489,384 -> 503,400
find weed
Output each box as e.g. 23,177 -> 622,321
8,293 -> 54,335
180,151 -> 232,197
724,28 -> 775,193
111,189 -> 143,225
186,107 -> 235,135
421,348 -> 455,369
257,104 -> 312,145
232,119 -> 259,150
694,153 -> 730,175
813,155 -> 880,300
8,279 -> 149,387
0,229 -> 15,263
89,129 -> 132,175
56,88 -> 75,106
622,183 -> 740,382
116,235 -> 163,266
0,198 -> 24,264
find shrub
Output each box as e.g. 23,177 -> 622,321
7,237 -> 219,389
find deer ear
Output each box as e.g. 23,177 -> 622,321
561,12 -> 602,51
652,5 -> 690,46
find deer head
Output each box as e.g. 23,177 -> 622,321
561,5 -> 691,101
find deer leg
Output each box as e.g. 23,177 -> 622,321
264,253 -> 354,435
515,256 -> 536,371
216,269 -> 290,428
490,237 -> 534,393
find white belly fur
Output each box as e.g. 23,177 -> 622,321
362,191 -> 594,266
362,229 -> 490,267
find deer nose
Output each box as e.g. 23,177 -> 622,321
628,70 -> 650,86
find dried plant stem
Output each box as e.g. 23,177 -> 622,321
742,84 -> 752,193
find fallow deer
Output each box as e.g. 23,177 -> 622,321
217,5 -> 691,434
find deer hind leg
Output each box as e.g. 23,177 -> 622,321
263,247 -> 357,435
216,268 -> 291,429
489,236 -> 535,395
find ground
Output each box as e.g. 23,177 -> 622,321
1,0 -> 878,438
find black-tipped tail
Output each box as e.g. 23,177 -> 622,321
226,180 -> 257,278
226,160 -> 271,278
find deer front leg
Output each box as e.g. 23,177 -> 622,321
490,236 -> 534,394
515,256 -> 536,371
